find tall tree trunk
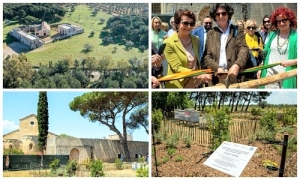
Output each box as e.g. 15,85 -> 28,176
245,92 -> 254,111
230,92 -> 236,112
235,92 -> 242,111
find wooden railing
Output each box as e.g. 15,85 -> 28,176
204,69 -> 297,89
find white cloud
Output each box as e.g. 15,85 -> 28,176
3,120 -> 19,130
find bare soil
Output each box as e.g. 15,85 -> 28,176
152,116 -> 297,177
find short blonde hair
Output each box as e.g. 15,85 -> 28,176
161,22 -> 169,31
245,19 -> 258,31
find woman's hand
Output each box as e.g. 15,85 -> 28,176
256,70 -> 261,79
196,74 -> 212,84
151,76 -> 160,88
228,64 -> 240,76
151,54 -> 164,67
281,59 -> 297,67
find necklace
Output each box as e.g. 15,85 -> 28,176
277,31 -> 290,55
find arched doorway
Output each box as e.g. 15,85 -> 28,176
70,148 -> 79,161
198,6 -> 211,23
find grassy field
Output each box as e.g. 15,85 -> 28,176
3,4 -> 147,66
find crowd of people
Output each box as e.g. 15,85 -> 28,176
151,3 -> 297,89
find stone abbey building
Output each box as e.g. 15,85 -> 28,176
3,114 -> 148,163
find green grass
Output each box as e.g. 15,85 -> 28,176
3,4 -> 147,66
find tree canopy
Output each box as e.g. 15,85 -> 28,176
69,92 -> 148,159
100,14 -> 148,51
3,3 -> 65,22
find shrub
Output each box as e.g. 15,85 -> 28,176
89,160 -> 105,177
183,135 -> 192,147
114,158 -> 123,170
138,157 -> 145,163
56,167 -> 65,176
206,104 -> 232,151
136,164 -> 149,177
250,107 -> 261,120
281,107 -> 297,126
255,127 -> 275,141
82,158 -> 92,170
260,109 -> 278,139
49,158 -> 60,173
152,109 -> 163,133
3,148 -> 24,155
66,160 -> 78,176
154,131 -> 165,144
166,132 -> 179,148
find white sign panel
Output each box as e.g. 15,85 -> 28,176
203,141 -> 257,177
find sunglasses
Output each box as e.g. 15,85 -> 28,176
276,18 -> 288,24
247,26 -> 256,30
181,21 -> 195,27
215,12 -> 227,17
204,22 -> 212,25
263,20 -> 270,23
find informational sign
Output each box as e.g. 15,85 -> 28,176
203,141 -> 257,177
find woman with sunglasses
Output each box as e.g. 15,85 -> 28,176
163,9 -> 212,88
244,19 -> 264,80
203,3 -> 249,86
167,17 -> 176,37
259,15 -> 272,45
258,7 -> 297,89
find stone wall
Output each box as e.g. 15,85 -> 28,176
156,3 -> 297,27
46,137 -> 148,163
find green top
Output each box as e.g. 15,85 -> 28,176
260,29 -> 297,89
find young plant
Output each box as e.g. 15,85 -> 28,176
183,135 -> 192,148
89,160 -> 105,177
167,147 -> 176,157
206,103 -> 232,151
166,132 -> 179,148
259,109 -> 278,139
136,164 -> 149,177
175,155 -> 184,162
114,158 -> 123,170
49,158 -> 60,173
66,160 -> 78,177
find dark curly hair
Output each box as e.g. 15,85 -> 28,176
270,7 -> 297,29
174,9 -> 196,31
209,3 -> 234,22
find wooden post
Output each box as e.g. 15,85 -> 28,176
279,134 -> 289,177
204,69 -> 297,89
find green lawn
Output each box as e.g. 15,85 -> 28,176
3,4 -> 147,66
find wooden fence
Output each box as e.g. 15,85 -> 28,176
161,119 -> 260,145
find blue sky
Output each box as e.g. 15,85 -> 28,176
265,91 -> 297,104
1,91 -> 296,141
2,91 -> 149,142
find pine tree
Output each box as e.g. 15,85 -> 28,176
37,91 -> 49,152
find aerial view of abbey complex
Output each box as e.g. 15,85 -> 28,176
3,3 -> 149,89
